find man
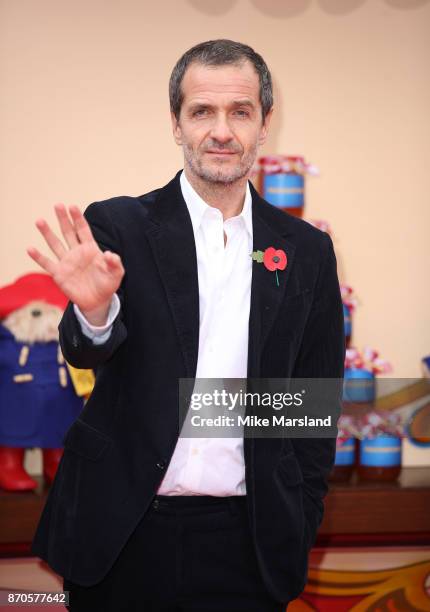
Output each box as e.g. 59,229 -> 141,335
28,39 -> 345,611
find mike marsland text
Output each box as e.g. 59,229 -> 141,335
190,415 -> 333,428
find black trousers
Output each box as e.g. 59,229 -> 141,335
63,494 -> 287,612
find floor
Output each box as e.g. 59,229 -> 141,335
0,557 -> 65,611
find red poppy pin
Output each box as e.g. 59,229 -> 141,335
251,247 -> 288,287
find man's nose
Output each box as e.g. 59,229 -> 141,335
209,115 -> 234,143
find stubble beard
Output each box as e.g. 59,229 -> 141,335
183,142 -> 258,185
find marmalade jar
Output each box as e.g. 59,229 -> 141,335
358,434 -> 402,482
259,155 -> 305,218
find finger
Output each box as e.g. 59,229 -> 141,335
54,203 -> 79,249
68,205 -> 96,244
27,247 -> 57,275
104,251 -> 124,273
35,218 -> 67,260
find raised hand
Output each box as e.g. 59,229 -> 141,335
27,204 -> 125,325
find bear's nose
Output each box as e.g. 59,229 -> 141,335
31,309 -> 42,317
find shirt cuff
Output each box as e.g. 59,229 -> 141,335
73,294 -> 121,345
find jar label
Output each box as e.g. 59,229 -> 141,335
360,436 -> 402,467
335,438 -> 355,466
263,174 -> 304,209
343,304 -> 352,336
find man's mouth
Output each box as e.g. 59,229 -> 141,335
205,150 -> 237,156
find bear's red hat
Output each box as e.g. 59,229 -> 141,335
0,273 -> 68,319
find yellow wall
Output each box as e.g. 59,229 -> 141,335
1,0 -> 429,379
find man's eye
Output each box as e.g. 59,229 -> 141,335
234,110 -> 250,117
193,109 -> 208,117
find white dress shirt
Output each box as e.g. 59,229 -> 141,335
74,170 -> 253,496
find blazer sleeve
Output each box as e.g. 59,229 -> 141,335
291,232 -> 345,549
58,201 -> 128,369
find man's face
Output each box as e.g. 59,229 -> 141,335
171,60 -> 272,185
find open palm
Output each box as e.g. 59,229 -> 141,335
27,203 -> 124,316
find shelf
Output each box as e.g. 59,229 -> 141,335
318,467 -> 430,546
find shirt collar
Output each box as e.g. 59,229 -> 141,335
180,170 -> 253,238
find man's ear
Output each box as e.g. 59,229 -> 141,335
171,111 -> 183,145
258,107 -> 274,146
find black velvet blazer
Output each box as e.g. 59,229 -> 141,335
31,170 -> 345,604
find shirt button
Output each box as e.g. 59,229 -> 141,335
191,448 -> 199,455
156,461 -> 166,470
152,499 -> 160,510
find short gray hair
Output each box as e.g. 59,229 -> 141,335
169,39 -> 273,122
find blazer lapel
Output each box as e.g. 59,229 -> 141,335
247,185 -> 297,378
143,172 -> 200,379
